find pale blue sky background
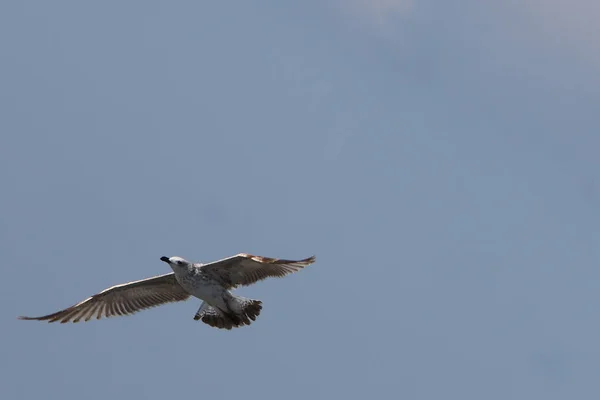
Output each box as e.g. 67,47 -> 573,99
2,1 -> 599,399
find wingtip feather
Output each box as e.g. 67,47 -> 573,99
18,315 -> 45,321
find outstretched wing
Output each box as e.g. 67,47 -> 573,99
18,273 -> 190,323
202,253 -> 316,288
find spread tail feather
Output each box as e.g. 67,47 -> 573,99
193,298 -> 262,330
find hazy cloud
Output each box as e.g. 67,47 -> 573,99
335,0 -> 414,27
336,0 -> 599,67
501,0 -> 600,67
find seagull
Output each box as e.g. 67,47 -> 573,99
19,253 -> 316,330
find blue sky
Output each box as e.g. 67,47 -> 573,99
2,1 -> 599,399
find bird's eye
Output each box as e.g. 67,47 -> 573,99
177,261 -> 183,265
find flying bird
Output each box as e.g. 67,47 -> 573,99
19,253 -> 316,330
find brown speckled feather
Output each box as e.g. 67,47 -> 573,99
201,253 -> 316,289
18,273 -> 190,323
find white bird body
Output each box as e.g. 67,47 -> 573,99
19,253 -> 316,330
169,258 -> 229,309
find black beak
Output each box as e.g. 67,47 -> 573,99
160,256 -> 170,263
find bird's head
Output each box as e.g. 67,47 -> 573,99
160,256 -> 191,270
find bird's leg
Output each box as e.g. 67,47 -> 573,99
193,302 -> 209,320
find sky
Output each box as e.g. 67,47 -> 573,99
1,1 -> 599,399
